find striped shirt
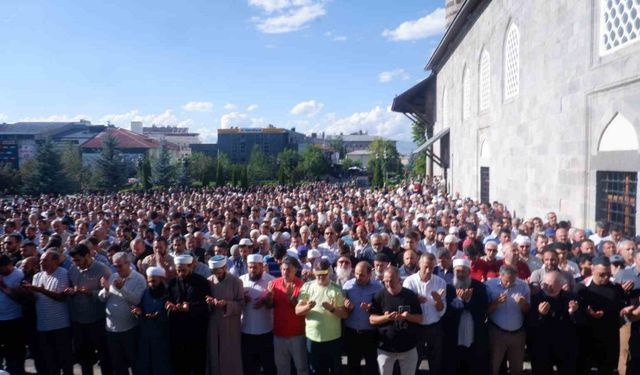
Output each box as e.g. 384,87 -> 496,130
33,267 -> 70,331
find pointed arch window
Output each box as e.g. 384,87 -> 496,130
504,23 -> 520,100
479,50 -> 491,111
462,66 -> 471,120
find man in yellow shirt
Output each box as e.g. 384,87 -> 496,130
296,258 -> 348,374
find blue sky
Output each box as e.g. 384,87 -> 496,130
0,0 -> 445,153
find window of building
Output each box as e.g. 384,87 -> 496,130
504,23 -> 520,100
480,166 -> 490,203
598,113 -> 639,151
479,49 -> 491,112
601,0 -> 640,54
462,65 -> 471,120
442,87 -> 448,127
596,171 -> 637,236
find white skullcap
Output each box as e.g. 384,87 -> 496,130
208,255 -> 227,269
307,249 -> 321,258
174,254 -> 193,265
239,238 -> 253,246
282,232 -> 291,240
286,249 -> 299,259
444,234 -> 460,244
453,258 -> 471,268
514,235 -> 531,245
146,266 -> 166,278
257,234 -> 271,244
247,254 -> 263,263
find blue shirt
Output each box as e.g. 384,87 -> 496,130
264,256 -> 281,278
0,268 -> 24,320
485,278 -> 530,331
614,267 -> 640,289
33,267 -> 71,331
434,266 -> 454,285
342,278 -> 383,331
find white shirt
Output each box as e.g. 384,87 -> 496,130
402,273 -> 447,325
239,272 -> 275,335
318,242 -> 339,264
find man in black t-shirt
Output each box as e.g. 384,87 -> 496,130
370,266 -> 423,375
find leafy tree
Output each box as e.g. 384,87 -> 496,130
297,145 -> 329,179
411,121 -> 427,145
247,145 -> 274,183
328,136 -> 346,158
371,158 -> 383,188
138,155 -> 152,190
413,153 -> 426,178
277,164 -> 286,185
0,163 -> 21,194
214,152 -> 231,187
94,134 -> 128,191
60,142 -> 89,191
22,138 -> 71,195
151,141 -> 175,188
367,138 -> 401,177
276,149 -> 300,184
341,158 -> 362,170
189,152 -> 215,186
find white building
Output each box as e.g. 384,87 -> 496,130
394,0 -> 640,235
133,123 -> 200,159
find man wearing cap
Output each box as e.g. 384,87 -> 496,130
527,271 -> 580,375
402,253 -> 447,374
206,255 -> 244,375
239,254 -> 276,375
229,238 -> 252,277
166,254 -> 211,375
576,256 -> 627,375
444,234 -> 464,259
268,256 -> 309,375
447,257 -> 489,375
66,244 -> 112,375
515,235 -> 542,272
485,264 -> 531,375
342,261 -> 383,374
133,266 -> 171,375
296,258 -> 347,374
98,251 -> 146,375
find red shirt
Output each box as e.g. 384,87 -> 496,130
484,259 -> 502,279
494,260 -> 531,280
470,258 -> 488,281
272,277 -> 305,337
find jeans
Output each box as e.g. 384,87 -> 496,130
306,338 -> 342,375
377,348 -> 417,375
274,335 -> 309,375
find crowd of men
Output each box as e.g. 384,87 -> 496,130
1,181 -> 640,375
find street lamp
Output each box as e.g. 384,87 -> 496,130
383,148 -> 387,187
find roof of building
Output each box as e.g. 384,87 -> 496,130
335,134 -> 396,143
391,74 -> 437,123
143,126 -> 199,136
346,150 -> 373,156
425,0 -> 486,71
81,127 -> 179,150
0,121 -> 93,136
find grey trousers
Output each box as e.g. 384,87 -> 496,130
377,348 -> 418,375
274,335 -> 309,375
488,324 -> 525,375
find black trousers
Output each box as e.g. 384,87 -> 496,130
530,339 -> 577,375
578,335 -> 618,375
106,328 -> 137,375
73,320 -> 112,375
38,327 -> 74,375
242,332 -> 276,375
0,318 -> 25,375
343,327 -> 379,375
170,333 -> 207,375
415,322 -> 443,375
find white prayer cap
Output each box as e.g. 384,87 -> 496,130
514,235 -> 531,246
239,238 -> 253,247
174,254 -> 193,265
307,249 -> 321,259
453,258 -> 471,269
286,249 -> 299,259
444,234 -> 460,244
282,232 -> 291,241
146,266 -> 166,278
247,254 -> 263,263
257,235 -> 271,244
208,255 -> 227,269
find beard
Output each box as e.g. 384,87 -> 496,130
336,266 -> 352,280
149,282 -> 166,298
453,276 -> 471,289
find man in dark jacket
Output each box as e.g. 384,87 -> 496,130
447,258 -> 489,375
527,270 -> 580,375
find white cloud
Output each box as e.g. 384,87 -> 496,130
194,125 -> 218,143
182,101 -> 213,112
20,114 -> 92,122
290,100 -> 324,117
0,113 -> 8,122
324,31 -> 347,42
224,103 -> 237,111
247,104 -> 259,112
379,69 -> 410,83
99,109 -> 193,128
382,8 -> 445,41
251,1 -> 327,34
220,112 -> 267,129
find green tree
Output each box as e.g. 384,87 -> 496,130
247,145 -> 275,184
151,141 -> 175,188
230,164 -> 239,186
240,165 -> 248,189
189,152 -> 215,186
371,158 -> 383,188
177,158 -> 191,188
94,134 -> 128,191
328,136 -> 346,158
411,121 -> 427,145
0,163 -> 21,194
60,142 -> 88,191
341,158 -> 362,170
367,138 -> 401,177
214,152 -> 231,187
22,138 -> 71,195
276,149 -> 300,184
138,155 -> 152,190
297,145 -> 329,179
